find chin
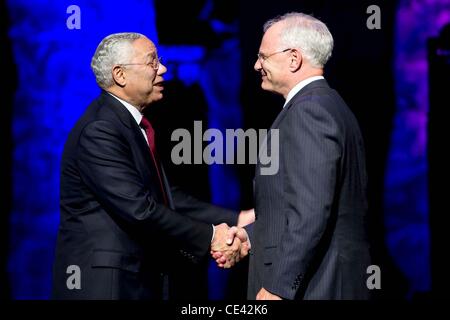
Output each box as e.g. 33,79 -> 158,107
261,82 -> 271,91
149,94 -> 163,104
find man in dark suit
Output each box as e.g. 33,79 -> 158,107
52,33 -> 250,299
216,12 -> 371,300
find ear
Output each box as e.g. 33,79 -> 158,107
112,65 -> 126,87
289,49 -> 302,72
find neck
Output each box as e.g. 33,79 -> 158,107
107,87 -> 144,113
283,68 -> 323,98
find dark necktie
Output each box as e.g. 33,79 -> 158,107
140,116 -> 168,205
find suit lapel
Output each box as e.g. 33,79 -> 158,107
99,91 -> 134,129
256,79 -> 330,175
100,91 -> 171,204
100,92 -> 154,168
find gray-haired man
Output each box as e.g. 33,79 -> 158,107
250,12 -> 370,300
215,12 -> 370,300
53,33 -> 250,299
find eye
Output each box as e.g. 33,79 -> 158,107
257,53 -> 267,61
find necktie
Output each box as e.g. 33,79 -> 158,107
140,116 -> 168,205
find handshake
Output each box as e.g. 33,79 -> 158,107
210,208 -> 255,268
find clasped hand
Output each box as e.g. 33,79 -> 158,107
210,223 -> 250,268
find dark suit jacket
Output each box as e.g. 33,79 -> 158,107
248,79 -> 370,300
53,91 -> 237,299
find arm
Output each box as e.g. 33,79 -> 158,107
77,120 -> 212,260
264,101 -> 342,299
211,226 -> 251,268
171,187 -> 238,226
238,208 -> 255,227
171,188 -> 254,267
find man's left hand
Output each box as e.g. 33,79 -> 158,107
256,287 -> 282,300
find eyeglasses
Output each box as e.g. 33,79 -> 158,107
119,56 -> 162,70
257,48 -> 292,63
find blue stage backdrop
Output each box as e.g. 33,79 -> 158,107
199,37 -> 242,299
384,0 -> 450,297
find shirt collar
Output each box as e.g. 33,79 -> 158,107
108,92 -> 143,125
283,76 -> 325,108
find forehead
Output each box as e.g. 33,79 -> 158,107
131,37 -> 157,57
260,21 -> 284,49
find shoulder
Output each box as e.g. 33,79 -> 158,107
281,88 -> 345,141
69,102 -> 125,148
78,93 -> 130,130
288,81 -> 350,125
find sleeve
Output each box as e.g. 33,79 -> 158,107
76,120 -> 213,260
171,187 -> 238,227
264,101 -> 342,299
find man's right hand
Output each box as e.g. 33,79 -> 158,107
211,223 -> 234,251
211,225 -> 250,268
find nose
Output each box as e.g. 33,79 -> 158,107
254,58 -> 262,71
158,62 -> 167,75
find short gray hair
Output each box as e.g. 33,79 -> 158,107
91,32 -> 144,89
263,12 -> 333,68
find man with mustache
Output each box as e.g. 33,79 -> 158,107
53,33 -> 250,299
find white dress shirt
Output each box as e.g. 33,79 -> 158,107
283,76 -> 324,108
